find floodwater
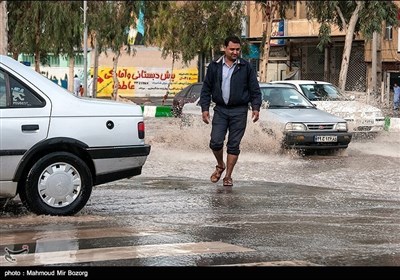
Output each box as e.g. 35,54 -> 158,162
144,117 -> 400,201
1,116 -> 399,268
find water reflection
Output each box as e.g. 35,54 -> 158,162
143,118 -> 400,201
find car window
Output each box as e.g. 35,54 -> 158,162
299,84 -> 345,101
0,70 -> 6,108
174,85 -> 191,99
8,74 -> 45,108
188,84 -> 202,99
261,87 -> 312,108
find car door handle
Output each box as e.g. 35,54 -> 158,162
21,124 -> 39,132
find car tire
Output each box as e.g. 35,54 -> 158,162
19,152 -> 92,216
172,106 -> 182,118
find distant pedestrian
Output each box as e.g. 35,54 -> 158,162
73,75 -> 81,96
394,83 -> 400,110
87,75 -> 94,98
79,85 -> 84,97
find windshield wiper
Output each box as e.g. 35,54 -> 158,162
289,105 -> 314,108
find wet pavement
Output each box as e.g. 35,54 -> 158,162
1,174 -> 400,268
1,118 -> 399,271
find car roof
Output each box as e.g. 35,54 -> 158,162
259,83 -> 296,88
271,80 -> 331,85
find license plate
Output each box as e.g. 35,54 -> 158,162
315,135 -> 337,142
361,119 -> 374,125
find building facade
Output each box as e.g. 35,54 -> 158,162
243,1 -> 400,105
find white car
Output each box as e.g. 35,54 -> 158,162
0,55 -> 151,216
270,80 -> 385,134
182,83 -> 352,152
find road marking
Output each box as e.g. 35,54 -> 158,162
0,241 -> 255,266
216,260 -> 321,266
0,227 -> 177,246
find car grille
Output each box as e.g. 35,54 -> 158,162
354,126 -> 372,132
306,124 -> 335,130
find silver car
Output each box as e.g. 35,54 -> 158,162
270,80 -> 385,135
182,83 -> 352,151
0,55 -> 151,216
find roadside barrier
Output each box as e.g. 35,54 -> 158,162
141,105 -> 172,117
388,117 -> 400,132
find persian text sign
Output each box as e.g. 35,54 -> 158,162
96,67 -> 198,98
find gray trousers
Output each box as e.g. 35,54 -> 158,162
210,105 -> 248,155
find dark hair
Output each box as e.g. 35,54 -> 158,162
224,35 -> 241,47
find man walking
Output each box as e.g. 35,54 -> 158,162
199,35 -> 262,187
394,83 -> 400,111
73,74 -> 81,96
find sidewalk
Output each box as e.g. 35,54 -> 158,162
115,96 -> 400,128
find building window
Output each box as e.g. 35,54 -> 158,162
385,25 -> 393,40
48,55 -> 60,67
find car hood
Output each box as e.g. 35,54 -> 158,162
260,108 -> 346,123
312,100 -> 382,115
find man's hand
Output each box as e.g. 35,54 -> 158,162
202,111 -> 210,124
252,110 -> 259,123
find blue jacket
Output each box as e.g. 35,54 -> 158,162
199,56 -> 261,112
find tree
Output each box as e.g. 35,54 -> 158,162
145,1 -> 182,102
254,1 -> 293,83
7,1 -> 54,72
147,1 -> 245,81
306,1 -> 398,92
88,1 -> 148,100
45,1 -> 83,92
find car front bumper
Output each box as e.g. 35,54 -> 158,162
283,132 -> 352,150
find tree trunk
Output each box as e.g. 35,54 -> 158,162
338,1 -> 362,92
0,1 -> 7,55
34,49 -> 40,73
93,33 -> 99,98
112,54 -> 119,100
259,4 -> 275,83
162,54 -> 175,105
34,12 -> 41,73
68,56 -> 75,93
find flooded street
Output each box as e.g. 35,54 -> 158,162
144,117 -> 400,201
1,116 -> 400,268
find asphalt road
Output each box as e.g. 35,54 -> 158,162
1,118 -> 399,275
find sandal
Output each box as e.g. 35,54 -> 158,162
210,165 -> 225,183
223,177 -> 233,187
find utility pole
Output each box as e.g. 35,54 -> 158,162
82,1 -> 88,96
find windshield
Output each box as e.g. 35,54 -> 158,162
299,84 -> 346,101
260,87 -> 314,108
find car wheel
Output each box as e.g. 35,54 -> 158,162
20,152 -> 92,216
172,106 -> 182,118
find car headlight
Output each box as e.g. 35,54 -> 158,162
285,122 -> 307,131
340,112 -> 353,119
374,110 -> 384,118
336,122 -> 348,131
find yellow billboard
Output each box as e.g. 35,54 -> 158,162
95,67 -> 198,98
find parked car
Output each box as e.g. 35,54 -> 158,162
270,80 -> 385,135
0,55 -> 151,216
172,82 -> 202,117
181,83 -> 352,152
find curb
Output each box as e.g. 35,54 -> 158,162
387,117 -> 400,132
141,105 -> 172,117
